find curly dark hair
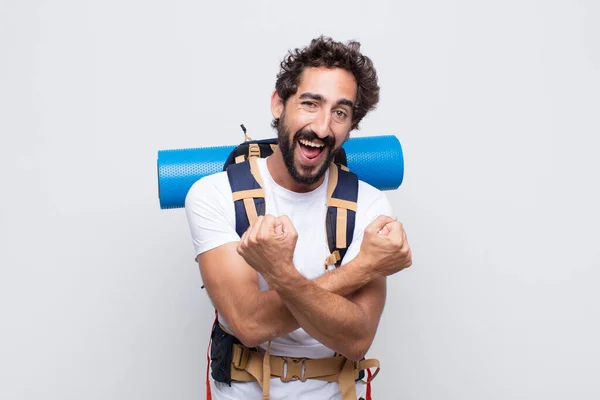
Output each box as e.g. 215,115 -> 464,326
272,36 -> 380,130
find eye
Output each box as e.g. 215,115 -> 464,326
301,101 -> 318,109
333,109 -> 348,121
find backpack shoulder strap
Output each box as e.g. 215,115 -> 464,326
226,157 -> 266,236
324,163 -> 359,269
223,138 -> 278,171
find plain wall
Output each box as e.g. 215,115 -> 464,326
1,0 -> 599,399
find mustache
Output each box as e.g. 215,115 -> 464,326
294,129 -> 335,148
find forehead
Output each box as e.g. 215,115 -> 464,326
296,67 -> 357,103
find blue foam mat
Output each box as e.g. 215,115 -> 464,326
157,135 -> 404,209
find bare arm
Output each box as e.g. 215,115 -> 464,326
235,214 -> 410,360
268,265 -> 386,361
198,241 -> 375,347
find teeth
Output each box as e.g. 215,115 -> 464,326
299,139 -> 324,148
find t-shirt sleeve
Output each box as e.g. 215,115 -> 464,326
341,182 -> 395,265
184,173 -> 240,259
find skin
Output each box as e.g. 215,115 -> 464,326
268,67 -> 357,193
198,66 -> 412,361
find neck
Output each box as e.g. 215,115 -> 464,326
266,149 -> 325,193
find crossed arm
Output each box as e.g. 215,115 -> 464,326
198,214 -> 411,361
198,242 -> 385,361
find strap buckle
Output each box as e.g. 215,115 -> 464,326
281,357 -> 307,382
231,344 -> 250,370
248,143 -> 261,158
324,250 -> 341,270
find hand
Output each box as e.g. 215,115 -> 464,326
358,215 -> 412,278
236,214 -> 298,280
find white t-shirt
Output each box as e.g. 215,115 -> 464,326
185,157 -> 393,400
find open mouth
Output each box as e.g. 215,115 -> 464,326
297,139 -> 326,161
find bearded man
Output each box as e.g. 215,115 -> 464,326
185,36 -> 412,400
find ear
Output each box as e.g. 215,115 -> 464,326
270,90 -> 284,120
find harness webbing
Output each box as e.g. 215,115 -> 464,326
228,342 -> 380,400
226,159 -> 266,234
325,163 -> 358,269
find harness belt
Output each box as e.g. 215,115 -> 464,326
228,343 -> 380,400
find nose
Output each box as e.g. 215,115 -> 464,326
311,109 -> 332,139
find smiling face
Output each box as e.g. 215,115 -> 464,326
270,67 -> 357,190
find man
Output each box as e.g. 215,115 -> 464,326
185,36 -> 412,400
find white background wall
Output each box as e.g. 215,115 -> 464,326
1,0 -> 599,399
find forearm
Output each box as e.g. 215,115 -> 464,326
232,288 -> 298,347
240,256 -> 375,346
266,264 -> 380,361
313,255 -> 373,296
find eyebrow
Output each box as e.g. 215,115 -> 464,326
298,92 -> 354,109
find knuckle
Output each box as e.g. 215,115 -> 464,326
400,245 -> 410,256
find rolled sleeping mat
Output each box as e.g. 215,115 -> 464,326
157,134 -> 404,209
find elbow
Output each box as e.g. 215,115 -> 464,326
345,349 -> 367,363
343,351 -> 365,363
343,337 -> 373,362
228,317 -> 266,348
236,330 -> 261,348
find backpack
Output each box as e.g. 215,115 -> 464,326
205,134 -> 367,393
223,137 -> 359,269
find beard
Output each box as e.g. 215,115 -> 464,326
276,112 -> 342,186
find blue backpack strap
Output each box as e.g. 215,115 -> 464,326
325,163 -> 359,269
226,157 -> 266,236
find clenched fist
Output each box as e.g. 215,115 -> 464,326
236,214 -> 298,280
358,215 -> 412,277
